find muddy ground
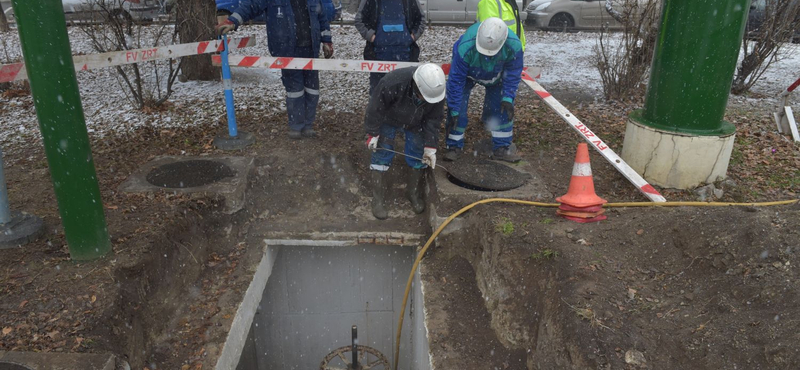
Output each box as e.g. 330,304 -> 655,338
1,77 -> 800,369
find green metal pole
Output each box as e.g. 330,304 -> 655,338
631,0 -> 750,135
11,0 -> 111,260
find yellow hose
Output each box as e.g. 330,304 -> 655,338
392,197 -> 798,370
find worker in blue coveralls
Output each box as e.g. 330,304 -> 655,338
216,0 -> 334,140
354,0 -> 426,94
443,17 -> 524,163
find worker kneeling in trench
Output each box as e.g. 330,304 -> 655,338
365,63 -> 446,220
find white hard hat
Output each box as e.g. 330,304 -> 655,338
413,63 -> 446,103
476,17 -> 508,56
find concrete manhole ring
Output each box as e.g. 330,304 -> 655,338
146,159 -> 236,188
446,158 -> 529,191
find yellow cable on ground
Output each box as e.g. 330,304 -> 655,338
392,197 -> 798,370
606,200 -> 798,207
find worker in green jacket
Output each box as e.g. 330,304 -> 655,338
476,0 -> 526,50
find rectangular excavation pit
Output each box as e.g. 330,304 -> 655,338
225,243 -> 431,370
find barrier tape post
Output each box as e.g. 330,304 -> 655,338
775,76 -> 800,138
213,35 -> 255,150
223,36 -> 238,137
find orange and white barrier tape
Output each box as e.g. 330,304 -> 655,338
521,71 -> 667,203
212,55 -> 543,78
0,36 -> 257,83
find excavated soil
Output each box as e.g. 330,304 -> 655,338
423,204 -> 800,369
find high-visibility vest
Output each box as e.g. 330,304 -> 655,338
476,0 -> 526,51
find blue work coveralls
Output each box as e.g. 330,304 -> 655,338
354,0 -> 425,94
226,0 -> 333,132
445,22 -> 524,150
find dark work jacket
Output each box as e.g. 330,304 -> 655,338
354,0 -> 425,62
365,67 -> 444,148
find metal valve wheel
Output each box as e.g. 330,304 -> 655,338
319,325 -> 390,370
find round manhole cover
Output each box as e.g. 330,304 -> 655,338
146,160 -> 235,188
0,362 -> 34,370
447,158 -> 529,192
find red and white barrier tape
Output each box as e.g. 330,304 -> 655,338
0,36 -> 256,83
520,71 -> 667,203
212,55 -> 542,78
783,76 -> 800,96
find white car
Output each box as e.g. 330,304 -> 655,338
526,0 -> 624,31
2,0 -> 164,23
421,0 -> 527,24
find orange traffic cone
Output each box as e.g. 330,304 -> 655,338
556,143 -> 607,208
556,143 -> 607,223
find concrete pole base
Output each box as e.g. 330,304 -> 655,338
621,119 -> 736,189
0,211 -> 44,249
214,131 -> 255,151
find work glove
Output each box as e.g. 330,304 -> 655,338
216,19 -> 236,35
423,147 -> 437,169
501,100 -> 515,122
323,43 -> 334,59
366,135 -> 379,151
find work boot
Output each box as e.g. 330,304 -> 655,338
443,147 -> 463,162
371,171 -> 388,220
301,128 -> 317,138
288,130 -> 302,140
406,168 -> 425,214
492,146 -> 522,163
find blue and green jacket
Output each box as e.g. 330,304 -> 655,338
446,22 -> 524,116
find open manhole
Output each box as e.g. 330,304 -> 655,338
146,159 -> 236,188
446,158 -> 529,192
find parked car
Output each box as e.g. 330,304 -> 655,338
420,0 -> 527,24
1,1 -> 12,22
747,0 -> 800,43
526,0 -> 623,31
2,0 -> 166,23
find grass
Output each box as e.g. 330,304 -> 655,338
496,217 -> 514,236
766,170 -> 800,189
531,248 -> 559,260
540,217 -> 555,224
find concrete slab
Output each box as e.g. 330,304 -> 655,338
0,351 -> 115,370
119,156 -> 254,214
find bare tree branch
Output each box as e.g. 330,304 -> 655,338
732,0 -> 800,95
593,0 -> 661,101
79,0 -> 181,110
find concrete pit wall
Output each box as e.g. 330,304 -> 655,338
235,245 -> 430,370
